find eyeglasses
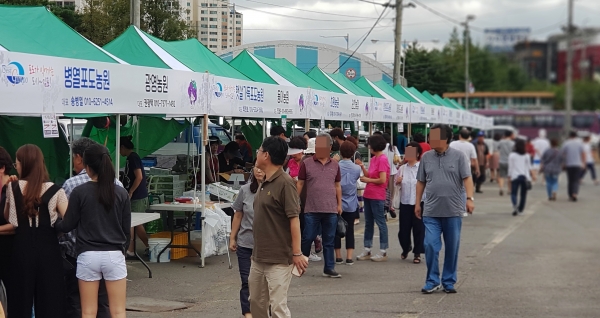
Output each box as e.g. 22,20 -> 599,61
256,149 -> 264,155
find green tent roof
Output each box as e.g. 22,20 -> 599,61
0,5 -> 121,63
328,72 -> 380,97
395,85 -> 427,104
354,77 -> 383,98
371,80 -> 411,102
421,91 -> 444,106
446,98 -> 466,110
306,67 -> 370,96
229,50 -> 331,91
228,50 -> 278,84
431,94 -> 459,109
104,26 -> 248,79
389,84 -> 419,103
407,87 -> 438,105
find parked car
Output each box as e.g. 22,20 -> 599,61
58,119 -> 87,143
152,122 -> 232,156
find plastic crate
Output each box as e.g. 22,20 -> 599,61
149,231 -> 188,260
148,175 -> 180,183
149,181 -> 186,190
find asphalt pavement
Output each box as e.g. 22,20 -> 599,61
125,173 -> 600,317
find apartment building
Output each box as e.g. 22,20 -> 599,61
188,0 -> 243,52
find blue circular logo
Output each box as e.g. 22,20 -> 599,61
214,82 -> 223,97
5,61 -> 25,85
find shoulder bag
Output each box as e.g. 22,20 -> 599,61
336,214 -> 348,238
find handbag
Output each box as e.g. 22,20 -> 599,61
336,215 -> 348,238
526,180 -> 532,190
393,146 -> 401,165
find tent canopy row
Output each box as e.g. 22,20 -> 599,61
0,5 -> 493,129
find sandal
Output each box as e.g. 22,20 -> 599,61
401,246 -> 412,260
413,256 -> 421,264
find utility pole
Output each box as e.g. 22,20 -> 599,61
393,0 -> 403,86
131,0 -> 140,28
461,15 -> 475,109
564,0 -> 574,136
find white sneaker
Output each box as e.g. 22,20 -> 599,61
309,252 -> 322,262
356,251 -> 371,261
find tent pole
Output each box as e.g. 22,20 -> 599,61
115,114 -> 121,180
390,122 -> 394,148
305,118 -> 309,136
201,114 -> 208,268
69,118 -> 74,178
263,118 -> 267,139
135,116 -> 140,153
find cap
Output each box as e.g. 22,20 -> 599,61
477,131 -> 485,137
305,138 -> 316,154
287,148 -> 304,156
208,136 -> 221,144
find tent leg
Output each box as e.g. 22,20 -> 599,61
135,116 -> 140,153
69,118 -> 74,178
263,118 -> 267,139
201,114 -> 208,268
115,114 -> 121,180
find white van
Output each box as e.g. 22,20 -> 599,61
58,119 -> 87,143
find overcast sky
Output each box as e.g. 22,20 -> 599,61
236,0 -> 599,66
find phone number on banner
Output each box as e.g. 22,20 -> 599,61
63,97 -> 114,107
137,99 -> 176,108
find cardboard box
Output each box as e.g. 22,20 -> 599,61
188,239 -> 202,257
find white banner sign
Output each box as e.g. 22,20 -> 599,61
0,51 -> 492,128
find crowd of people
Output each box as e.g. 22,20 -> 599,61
226,124 -> 476,318
0,138 -> 134,318
0,122 -> 595,318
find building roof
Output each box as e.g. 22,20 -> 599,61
443,91 -> 555,98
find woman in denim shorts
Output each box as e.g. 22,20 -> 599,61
57,144 -> 131,318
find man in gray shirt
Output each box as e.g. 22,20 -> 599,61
561,131 -> 586,201
497,130 -> 515,196
415,124 -> 475,294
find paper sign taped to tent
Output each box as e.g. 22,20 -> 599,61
42,114 -> 59,138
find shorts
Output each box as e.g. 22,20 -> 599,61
77,251 -> 128,282
498,163 -> 509,178
131,197 -> 149,213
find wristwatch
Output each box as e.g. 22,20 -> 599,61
467,197 -> 475,202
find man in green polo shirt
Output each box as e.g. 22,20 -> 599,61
250,137 -> 308,318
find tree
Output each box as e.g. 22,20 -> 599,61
48,4 -> 82,30
77,0 -> 129,46
141,0 -> 195,41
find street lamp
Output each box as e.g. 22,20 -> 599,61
363,52 -> 378,61
320,34 -> 349,50
460,14 -> 476,109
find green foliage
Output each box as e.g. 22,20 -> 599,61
140,0 -> 195,41
404,27 -> 530,95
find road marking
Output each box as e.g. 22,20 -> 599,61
480,201 -> 541,256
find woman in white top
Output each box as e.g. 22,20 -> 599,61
383,133 -> 400,218
395,142 -> 425,264
508,139 -> 535,216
